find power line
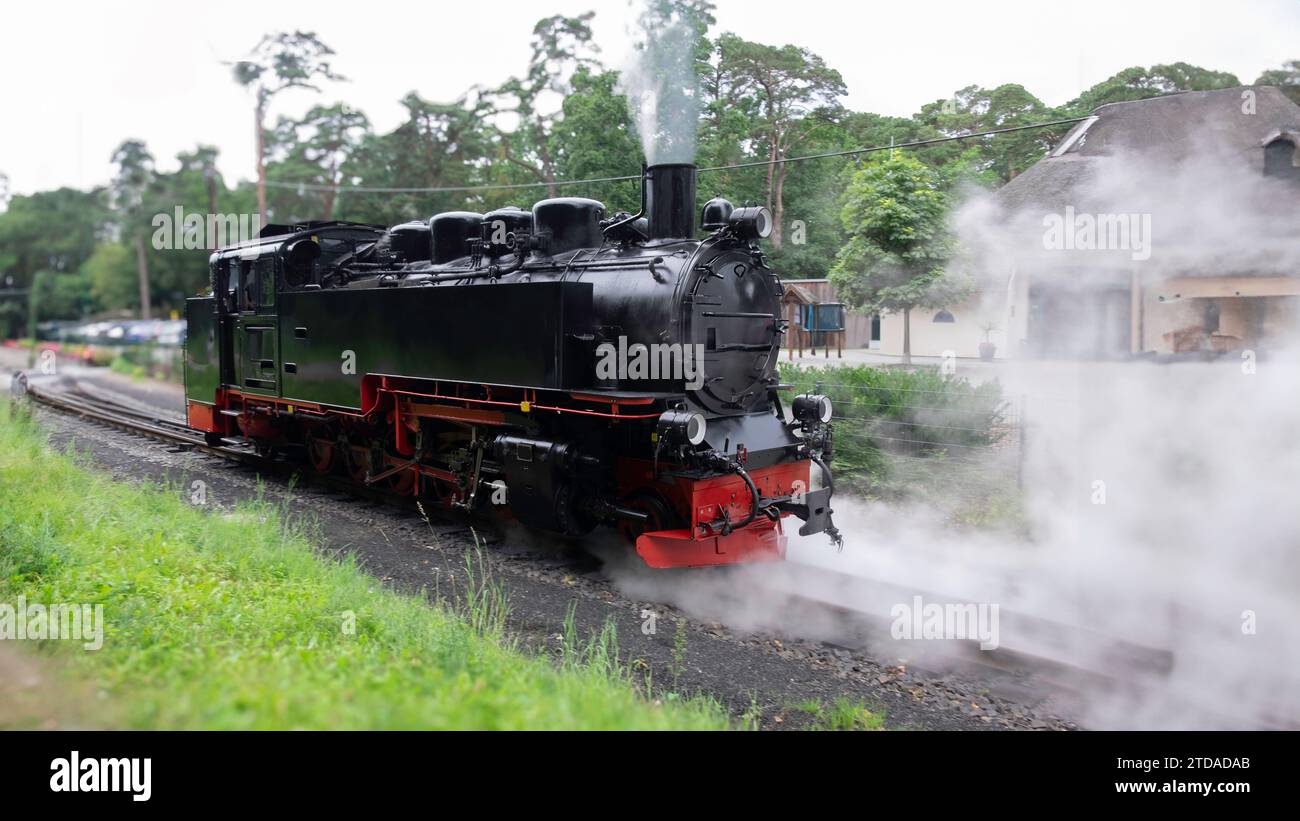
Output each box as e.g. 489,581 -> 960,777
264,172 -> 642,195
260,116 -> 1089,195
700,117 -> 1089,171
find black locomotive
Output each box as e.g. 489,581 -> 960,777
183,163 -> 839,567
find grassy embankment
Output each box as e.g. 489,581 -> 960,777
0,399 -> 729,730
4,339 -> 181,383
107,344 -> 182,383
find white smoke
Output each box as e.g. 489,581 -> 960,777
609,354 -> 1300,729
803,126 -> 1300,727
617,1 -> 702,165
606,116 -> 1300,729
785,354 -> 1300,729
957,148 -> 1300,287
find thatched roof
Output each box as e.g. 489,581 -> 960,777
973,86 -> 1300,279
996,86 -> 1300,214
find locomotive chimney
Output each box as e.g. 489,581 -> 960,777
644,163 -> 697,239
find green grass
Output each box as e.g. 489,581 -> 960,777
108,344 -> 180,383
0,400 -> 729,730
108,354 -> 147,380
791,697 -> 887,731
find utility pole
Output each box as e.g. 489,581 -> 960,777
134,233 -> 152,320
206,158 -> 218,218
256,97 -> 267,219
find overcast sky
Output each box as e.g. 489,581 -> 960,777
2,0 -> 1297,196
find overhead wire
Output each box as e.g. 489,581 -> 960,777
260,117 -> 1089,194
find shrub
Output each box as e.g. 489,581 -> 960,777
779,363 -> 1007,489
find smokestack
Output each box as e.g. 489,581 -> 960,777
644,163 -> 697,239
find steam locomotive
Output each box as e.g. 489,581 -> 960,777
183,163 -> 840,568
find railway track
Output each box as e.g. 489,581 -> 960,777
13,371 -> 495,542
746,564 -> 1174,691
14,369 -> 1291,729
729,564 -> 1300,730
17,373 -> 246,458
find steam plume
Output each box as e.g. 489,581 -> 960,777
618,1 -> 703,165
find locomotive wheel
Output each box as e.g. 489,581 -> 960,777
387,464 -> 416,496
426,477 -> 461,509
344,444 -> 370,484
617,492 -> 679,545
305,435 -> 337,474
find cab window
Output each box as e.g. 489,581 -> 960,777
225,260 -> 241,313
257,258 -> 276,310
240,261 -> 256,312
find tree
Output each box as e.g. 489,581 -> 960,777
1255,59 -> 1300,105
148,145 -> 240,305
713,34 -> 846,249
551,67 -> 643,212
1066,63 -> 1240,113
338,92 -> 492,225
83,242 -> 138,312
110,139 -> 156,319
915,84 -> 1067,183
0,186 -> 107,334
175,145 -> 222,217
0,188 -> 106,284
485,14 -> 601,198
29,268 -> 93,323
231,31 -> 345,219
267,103 -> 370,220
829,154 -> 971,365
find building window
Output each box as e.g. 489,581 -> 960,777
932,310 -> 956,323
1264,136 -> 1299,179
1203,300 -> 1221,334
